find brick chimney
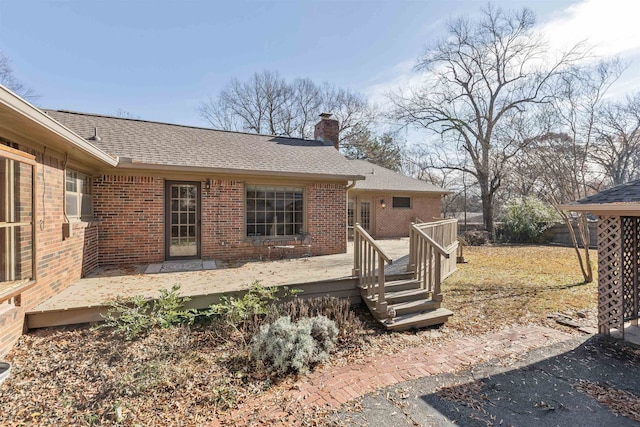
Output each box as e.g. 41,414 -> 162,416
314,113 -> 340,150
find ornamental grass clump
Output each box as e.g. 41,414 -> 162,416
250,316 -> 338,374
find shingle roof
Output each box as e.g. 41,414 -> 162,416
575,179 -> 640,204
44,110 -> 363,180
348,160 -> 449,194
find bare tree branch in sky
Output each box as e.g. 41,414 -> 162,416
390,5 -> 585,235
0,52 -> 39,102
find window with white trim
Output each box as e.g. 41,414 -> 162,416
246,186 -> 303,237
65,169 -> 92,220
0,145 -> 35,285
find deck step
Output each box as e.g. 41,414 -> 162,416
383,279 -> 421,292
390,298 -> 439,316
378,288 -> 430,304
382,308 -> 454,331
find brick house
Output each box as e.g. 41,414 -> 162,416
0,86 -> 448,357
347,160 -> 450,238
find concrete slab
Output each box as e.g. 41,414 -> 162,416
203,260 -> 218,270
611,323 -> 640,345
144,264 -> 163,274
330,335 -> 640,427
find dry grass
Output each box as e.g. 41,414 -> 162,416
443,245 -> 598,335
0,245 -> 600,426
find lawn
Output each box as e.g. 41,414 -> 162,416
0,245 -> 598,426
443,245 -> 597,336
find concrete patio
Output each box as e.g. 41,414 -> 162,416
27,238 -> 411,328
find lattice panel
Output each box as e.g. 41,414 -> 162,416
622,216 -> 640,321
598,216 -> 623,333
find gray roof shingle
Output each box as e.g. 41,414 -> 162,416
349,160 -> 449,194
575,179 -> 640,205
45,110 -> 363,180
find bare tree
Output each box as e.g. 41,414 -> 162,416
115,109 -> 140,119
200,71 -> 288,135
593,91 -> 640,186
390,5 -> 583,235
525,61 -> 622,283
199,71 -> 375,149
0,52 -> 38,102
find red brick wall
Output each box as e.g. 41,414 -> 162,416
364,193 -> 443,238
1,147 -> 100,357
200,179 -> 347,259
93,175 -> 164,265
94,176 -> 348,263
307,183 -> 347,254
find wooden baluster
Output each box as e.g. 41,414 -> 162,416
377,253 -> 387,314
428,244 -> 433,293
433,254 -> 443,302
353,225 -> 360,278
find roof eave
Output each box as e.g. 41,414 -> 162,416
349,187 -> 452,195
0,86 -> 118,166
558,203 -> 640,215
115,162 -> 366,181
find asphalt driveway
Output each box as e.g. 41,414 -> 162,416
330,334 -> 640,426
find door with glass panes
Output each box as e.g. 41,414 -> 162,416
348,197 -> 372,235
165,181 -> 200,259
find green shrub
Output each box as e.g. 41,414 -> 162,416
209,281 -> 282,324
207,281 -> 301,343
499,196 -> 558,243
250,316 -> 338,374
99,285 -> 196,340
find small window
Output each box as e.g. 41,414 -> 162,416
392,197 -> 411,208
65,169 -> 92,220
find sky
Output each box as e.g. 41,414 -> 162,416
1,0 -> 640,137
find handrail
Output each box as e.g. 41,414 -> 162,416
411,225 -> 451,258
408,219 -> 459,303
353,224 -> 393,263
353,223 -> 393,316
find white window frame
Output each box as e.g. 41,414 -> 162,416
65,169 -> 93,220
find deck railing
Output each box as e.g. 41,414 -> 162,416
353,223 -> 393,315
408,219 -> 459,302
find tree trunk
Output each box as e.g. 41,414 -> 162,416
478,176 -> 494,237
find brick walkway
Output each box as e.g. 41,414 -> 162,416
216,325 -> 574,426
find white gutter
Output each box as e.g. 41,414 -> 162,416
0,85 -> 118,166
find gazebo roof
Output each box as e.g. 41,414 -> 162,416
560,179 -> 640,214
577,179 -> 640,204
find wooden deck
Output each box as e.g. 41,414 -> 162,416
27,239 -> 412,328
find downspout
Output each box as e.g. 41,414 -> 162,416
61,152 -> 73,239
346,180 -> 356,239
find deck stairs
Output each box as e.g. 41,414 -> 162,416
359,276 -> 453,331
353,219 -> 458,331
